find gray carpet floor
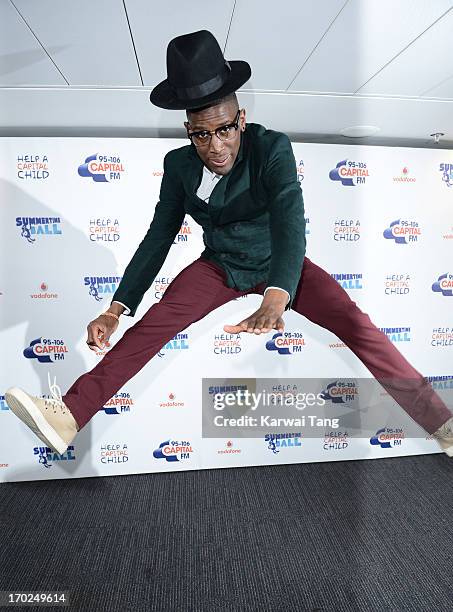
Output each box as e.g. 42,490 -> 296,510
0,454 -> 452,612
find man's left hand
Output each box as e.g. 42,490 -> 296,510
223,289 -> 288,335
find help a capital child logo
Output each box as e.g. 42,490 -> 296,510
320,380 -> 358,404
383,219 -> 420,244
213,333 -> 242,355
153,276 -> 174,301
153,439 -> 194,462
84,275 -> 122,302
439,163 -> 453,188
329,159 -> 369,186
385,274 -> 410,296
432,273 -> 453,297
370,427 -> 405,449
265,331 -> 306,355
16,216 -> 62,243
333,219 -> 361,241
78,154 -> 125,182
24,338 -> 68,362
34,445 -> 75,469
17,154 -> 49,180
89,218 -> 120,242
297,159 -> 305,183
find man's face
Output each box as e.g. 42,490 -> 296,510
184,102 -> 246,176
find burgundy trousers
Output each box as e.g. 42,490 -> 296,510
62,256 -> 452,434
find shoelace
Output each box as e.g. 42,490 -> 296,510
44,371 -> 66,412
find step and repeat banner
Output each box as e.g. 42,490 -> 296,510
0,135 -> 452,483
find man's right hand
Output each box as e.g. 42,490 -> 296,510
86,306 -> 124,351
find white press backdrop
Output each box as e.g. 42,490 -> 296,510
0,135 -> 452,483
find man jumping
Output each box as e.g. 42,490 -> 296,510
5,30 -> 453,457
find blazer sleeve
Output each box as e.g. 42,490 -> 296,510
263,133 -> 306,311
110,151 -> 185,317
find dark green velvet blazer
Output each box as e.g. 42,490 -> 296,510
111,122 -> 306,316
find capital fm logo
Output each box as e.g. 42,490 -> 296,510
173,219 -> 193,244
432,273 -> 453,297
329,159 -> 369,186
320,381 -> 358,404
439,163 -> 453,188
24,338 -> 68,362
78,154 -> 125,182
265,332 -> 306,355
102,391 -> 134,415
84,275 -> 122,301
17,154 -> 50,180
16,216 -> 62,243
383,219 -> 421,244
370,427 -> 405,449
153,439 -> 194,462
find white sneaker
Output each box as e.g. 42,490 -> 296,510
5,372 -> 80,455
432,417 -> 453,457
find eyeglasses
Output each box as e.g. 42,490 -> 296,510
187,109 -> 242,147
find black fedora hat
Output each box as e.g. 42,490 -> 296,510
150,29 -> 251,110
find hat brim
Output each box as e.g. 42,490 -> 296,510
149,60 -> 251,110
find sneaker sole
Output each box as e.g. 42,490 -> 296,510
5,387 -> 70,455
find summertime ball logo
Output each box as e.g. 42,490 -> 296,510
432,273 -> 453,297
265,432 -> 302,454
16,216 -> 62,243
78,154 -> 125,182
84,275 -> 122,302
329,159 -> 369,186
383,219 -> 420,244
34,445 -> 75,468
440,163 -> 453,187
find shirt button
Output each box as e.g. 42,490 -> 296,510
233,223 -> 241,231
220,253 -> 227,260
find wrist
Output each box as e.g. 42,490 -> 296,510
107,303 -> 125,317
262,288 -> 288,307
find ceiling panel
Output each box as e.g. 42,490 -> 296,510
225,0 -> 346,91
358,8 -> 453,95
126,0 -> 235,88
422,72 -> 453,98
13,0 -> 140,86
0,0 -> 65,85
289,0 -> 453,94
